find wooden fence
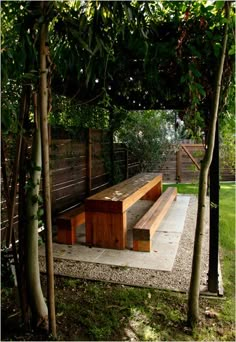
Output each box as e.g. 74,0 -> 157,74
1,131 -> 234,244
50,128 -> 139,213
156,143 -> 235,183
0,128 -> 139,243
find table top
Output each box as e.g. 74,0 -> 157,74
85,172 -> 162,213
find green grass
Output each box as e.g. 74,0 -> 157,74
163,182 -> 199,195
219,183 -> 235,322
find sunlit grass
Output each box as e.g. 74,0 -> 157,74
219,182 -> 235,322
163,182 -> 199,195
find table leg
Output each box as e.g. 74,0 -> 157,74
85,211 -> 127,249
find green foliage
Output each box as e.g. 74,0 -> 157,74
116,110 -> 179,172
1,1 -> 40,87
1,249 -> 15,288
47,0 -> 235,132
219,83 -> 235,173
2,0 -> 235,141
1,80 -> 22,135
49,95 -> 110,130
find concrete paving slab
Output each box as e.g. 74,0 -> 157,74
96,248 -> 173,271
158,195 -> 190,233
39,195 -> 190,272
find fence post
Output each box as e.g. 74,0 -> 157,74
176,146 -> 182,183
86,128 -> 92,195
125,146 -> 128,179
109,108 -> 114,185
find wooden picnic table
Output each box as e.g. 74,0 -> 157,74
85,172 -> 162,250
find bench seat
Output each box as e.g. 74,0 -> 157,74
133,187 -> 177,252
57,205 -> 85,245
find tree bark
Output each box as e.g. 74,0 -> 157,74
5,87 -> 30,247
17,86 -> 32,329
26,94 -> 48,330
39,1 -> 57,337
1,87 -> 32,329
187,1 -> 230,327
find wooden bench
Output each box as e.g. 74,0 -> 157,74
133,187 -> 177,252
85,173 -> 162,249
56,205 -> 85,244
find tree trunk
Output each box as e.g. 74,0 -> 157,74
39,1 -> 57,337
187,1 -> 230,327
26,94 -> 48,330
1,87 -> 32,329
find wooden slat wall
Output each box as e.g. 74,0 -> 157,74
155,143 -> 235,183
51,129 -> 112,213
51,139 -> 87,213
1,135 -> 235,245
1,129 -> 113,244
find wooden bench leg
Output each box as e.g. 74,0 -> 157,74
57,208 -> 85,245
133,240 -> 151,252
86,211 -> 127,249
57,219 -> 76,245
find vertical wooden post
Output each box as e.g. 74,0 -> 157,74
109,108 -> 114,185
125,146 -> 128,179
86,128 -> 92,195
176,146 -> 182,183
208,121 -> 219,293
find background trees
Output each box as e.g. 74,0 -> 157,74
116,110 -> 180,172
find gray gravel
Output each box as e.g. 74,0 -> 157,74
39,195 -> 210,292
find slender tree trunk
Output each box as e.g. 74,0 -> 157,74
26,94 -> 48,330
18,86 -> 32,329
5,87 -> 30,247
1,87 -> 32,329
187,1 -> 230,327
39,1 -> 57,337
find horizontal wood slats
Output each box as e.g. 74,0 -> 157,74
1,131 -> 234,247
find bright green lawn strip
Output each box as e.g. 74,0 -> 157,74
219,183 -> 235,322
163,183 -> 198,195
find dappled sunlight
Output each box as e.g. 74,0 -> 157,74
127,307 -> 161,341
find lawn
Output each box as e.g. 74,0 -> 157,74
1,183 -> 235,341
